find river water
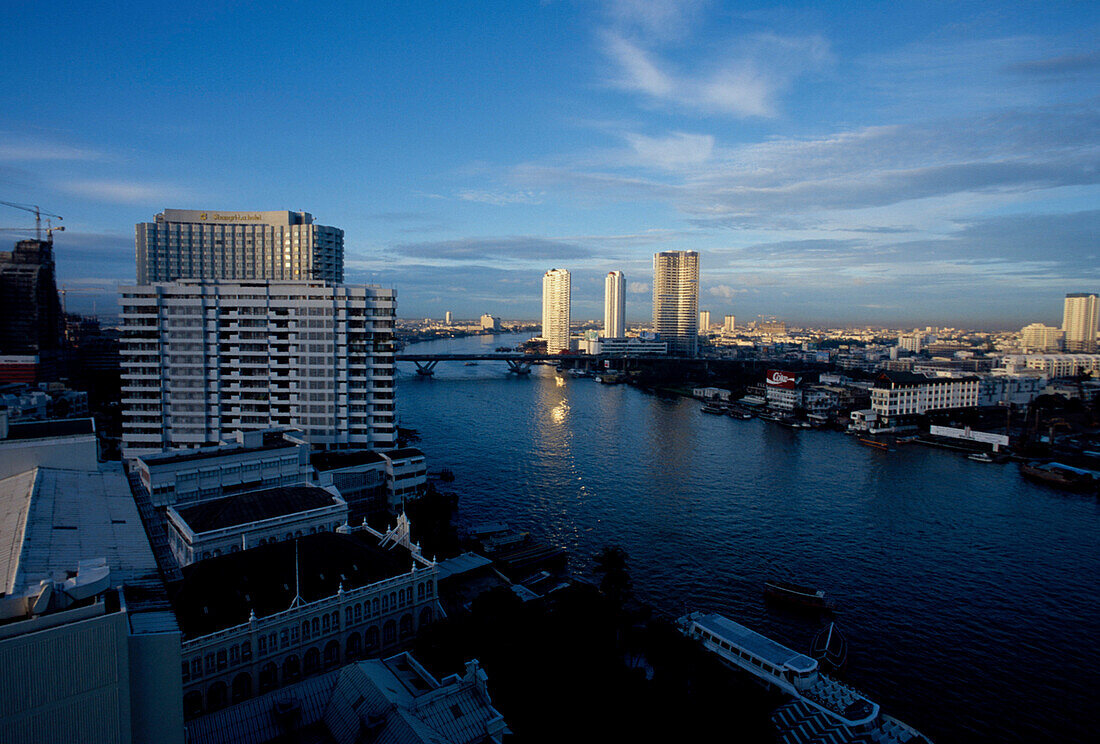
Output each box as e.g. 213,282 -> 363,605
396,332 -> 1100,744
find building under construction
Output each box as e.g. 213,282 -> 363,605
0,239 -> 64,382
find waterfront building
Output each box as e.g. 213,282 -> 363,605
585,333 -> 668,356
652,251 -> 699,357
312,450 -> 390,522
604,270 -> 625,339
870,371 -> 979,428
1062,292 -> 1098,352
1005,353 -> 1100,378
135,209 -> 343,284
542,268 -> 571,354
119,280 -> 396,458
723,314 -> 736,333
165,484 -> 348,566
480,313 -> 501,331
172,515 -> 438,720
384,447 -> 428,504
0,432 -> 184,744
0,239 -> 64,383
185,653 -> 508,744
699,310 -> 711,333
1020,323 -> 1064,353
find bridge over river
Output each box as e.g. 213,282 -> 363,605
394,351 -> 698,375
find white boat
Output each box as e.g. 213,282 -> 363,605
968,452 -> 994,463
679,611 -> 931,743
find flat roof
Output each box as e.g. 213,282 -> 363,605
0,465 -> 161,596
4,417 -> 94,441
173,531 -> 415,638
311,449 -> 386,471
693,613 -> 817,673
173,484 -> 339,534
139,432 -> 296,466
385,447 -> 425,460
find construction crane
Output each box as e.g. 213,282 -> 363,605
0,201 -> 63,241
60,284 -> 110,316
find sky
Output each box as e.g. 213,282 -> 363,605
1,1 -> 1097,329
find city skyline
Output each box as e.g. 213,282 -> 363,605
1,2 -> 1098,327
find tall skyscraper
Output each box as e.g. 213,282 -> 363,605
542,269 -> 571,354
653,251 -> 699,357
1062,292 -> 1098,352
445,311 -> 452,325
698,310 -> 711,332
135,209 -> 343,284
723,314 -> 736,333
119,280 -> 395,457
604,270 -> 625,339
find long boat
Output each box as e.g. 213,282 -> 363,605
858,437 -> 891,452
764,580 -> 836,612
1020,461 -> 1099,493
679,611 -> 931,743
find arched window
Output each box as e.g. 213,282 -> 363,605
346,632 -> 362,658
332,611 -> 339,630
426,580 -> 433,597
399,614 -> 413,638
283,655 -> 300,680
372,598 -> 379,615
365,626 -> 379,649
217,649 -> 227,670
324,640 -> 340,667
389,592 -> 396,610
419,606 -> 433,627
232,673 -> 252,703
322,614 -> 331,632
304,647 -> 320,674
259,662 -> 278,692
354,604 -> 362,621
230,645 -> 240,664
382,595 -> 388,612
241,642 -> 252,662
301,621 -> 311,641
418,583 -> 425,600
183,691 -> 204,720
311,617 -> 319,636
207,682 -> 227,712
383,620 -> 396,645
345,607 -> 353,625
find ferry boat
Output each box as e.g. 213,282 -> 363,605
810,622 -> 847,673
1020,461 -> 1099,493
679,612 -> 931,743
967,452 -> 994,463
764,580 -> 836,612
701,403 -> 726,414
858,437 -> 891,452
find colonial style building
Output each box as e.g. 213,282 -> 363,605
870,371 -> 979,428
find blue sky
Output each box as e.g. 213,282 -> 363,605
1,1 -> 1097,328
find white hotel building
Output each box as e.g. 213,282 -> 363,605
870,371 -> 980,428
136,209 -> 343,284
604,270 -> 625,339
542,268 -> 571,355
119,280 -> 396,457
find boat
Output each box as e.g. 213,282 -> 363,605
680,612 -> 931,743
968,452 -> 994,463
810,622 -> 848,673
464,361 -> 478,366
701,404 -> 726,414
778,418 -> 811,429
728,409 -> 754,420
495,346 -> 512,352
858,437 -> 891,452
1020,461 -> 1099,493
764,580 -> 836,612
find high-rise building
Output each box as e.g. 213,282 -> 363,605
604,270 -> 625,338
1062,293 -> 1098,352
542,269 -> 571,354
652,251 -> 699,356
480,313 -> 501,331
723,314 -> 736,333
119,280 -> 395,457
698,310 -> 711,333
0,239 -> 64,382
135,209 -> 343,284
445,311 -> 452,325
1020,323 -> 1064,353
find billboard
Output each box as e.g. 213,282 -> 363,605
765,369 -> 799,389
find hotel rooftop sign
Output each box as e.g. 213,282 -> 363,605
160,209 -> 312,226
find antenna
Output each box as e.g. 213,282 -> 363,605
290,539 -> 303,609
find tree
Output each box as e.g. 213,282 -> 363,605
594,545 -> 632,608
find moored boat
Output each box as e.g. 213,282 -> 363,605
967,452 -> 994,463
858,437 -> 891,452
701,403 -> 726,414
810,622 -> 848,673
1020,461 -> 1099,492
764,580 -> 836,612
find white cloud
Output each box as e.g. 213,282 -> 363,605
628,281 -> 650,293
456,189 -> 543,206
624,131 -> 714,169
0,134 -> 103,162
59,179 -> 195,205
709,284 -> 746,299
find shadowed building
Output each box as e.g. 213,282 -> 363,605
0,240 -> 63,382
653,251 -> 699,357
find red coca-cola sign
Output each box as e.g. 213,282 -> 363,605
765,369 -> 798,388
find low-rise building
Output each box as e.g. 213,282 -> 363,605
870,371 -> 980,428
1006,353 -> 1100,378
173,515 -> 438,720
0,414 -> 98,479
133,429 -> 312,508
693,387 -> 731,402
312,449 -> 390,522
586,333 -> 668,356
165,484 -> 347,566
386,448 -> 428,504
978,370 -> 1047,406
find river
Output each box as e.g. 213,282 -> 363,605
395,332 -> 1100,744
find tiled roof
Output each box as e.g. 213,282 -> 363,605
173,484 -> 338,533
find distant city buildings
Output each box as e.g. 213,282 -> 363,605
652,251 -> 699,357
135,209 -> 343,284
445,310 -> 452,325
1020,323 -> 1064,353
542,268 -> 571,354
723,314 -> 736,332
119,280 -> 396,457
480,313 -> 501,331
0,239 -> 64,382
1062,292 -> 1098,352
604,270 -> 625,339
698,310 -> 711,333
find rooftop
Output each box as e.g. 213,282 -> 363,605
173,531 -> 416,638
139,431 -> 298,467
311,449 -> 386,471
386,447 -> 425,461
3,417 -> 94,441
692,613 -> 818,674
173,484 -> 340,534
